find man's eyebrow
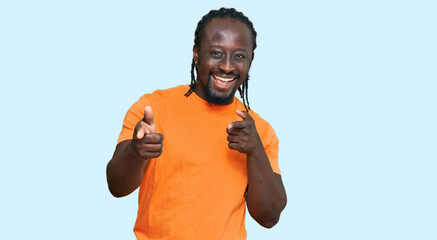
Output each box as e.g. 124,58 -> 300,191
208,46 -> 249,52
236,48 -> 248,53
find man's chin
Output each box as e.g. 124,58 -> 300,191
204,87 -> 234,105
203,74 -> 238,105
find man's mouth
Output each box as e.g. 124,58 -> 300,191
211,74 -> 237,90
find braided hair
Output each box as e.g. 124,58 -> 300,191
184,7 -> 257,111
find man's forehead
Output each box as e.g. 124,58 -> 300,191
202,18 -> 251,45
209,29 -> 228,42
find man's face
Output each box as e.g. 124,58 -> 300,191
193,18 -> 254,105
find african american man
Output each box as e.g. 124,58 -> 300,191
106,7 -> 287,240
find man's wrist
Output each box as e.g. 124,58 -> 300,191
247,144 -> 265,159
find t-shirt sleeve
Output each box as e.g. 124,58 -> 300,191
264,125 -> 281,175
117,95 -> 151,144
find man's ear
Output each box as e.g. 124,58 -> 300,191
193,45 -> 199,63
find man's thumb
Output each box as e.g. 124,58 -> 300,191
236,109 -> 247,120
144,106 -> 156,129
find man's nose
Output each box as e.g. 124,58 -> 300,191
218,56 -> 235,74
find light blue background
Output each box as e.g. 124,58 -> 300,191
1,1 -> 436,239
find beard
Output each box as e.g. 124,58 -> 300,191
203,74 -> 238,105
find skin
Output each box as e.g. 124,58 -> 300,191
106,17 -> 286,228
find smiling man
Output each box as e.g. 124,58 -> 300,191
191,16 -> 251,106
106,8 -> 286,240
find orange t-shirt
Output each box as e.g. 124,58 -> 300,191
118,85 -> 280,240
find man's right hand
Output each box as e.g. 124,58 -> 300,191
132,106 -> 163,160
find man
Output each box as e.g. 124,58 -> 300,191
107,7 -> 287,240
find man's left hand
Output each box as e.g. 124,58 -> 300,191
227,110 -> 263,155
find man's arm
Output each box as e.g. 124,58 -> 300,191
227,110 -> 287,228
245,148 -> 286,228
106,106 -> 163,197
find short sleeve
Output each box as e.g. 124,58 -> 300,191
117,95 -> 152,144
264,126 -> 281,175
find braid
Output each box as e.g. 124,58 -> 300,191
184,59 -> 196,97
185,7 -> 257,110
237,78 -> 250,112
243,79 -> 250,111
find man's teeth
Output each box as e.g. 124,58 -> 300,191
214,75 -> 235,82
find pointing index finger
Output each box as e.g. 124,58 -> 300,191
136,121 -> 149,139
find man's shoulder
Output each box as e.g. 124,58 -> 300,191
247,108 -> 276,137
145,85 -> 189,98
129,85 -> 189,111
248,108 -> 269,126
137,85 -> 189,102
153,85 -> 189,95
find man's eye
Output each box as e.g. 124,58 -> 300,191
211,51 -> 222,57
234,54 -> 246,59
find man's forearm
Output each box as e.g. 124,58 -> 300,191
246,147 -> 287,228
106,140 -> 150,197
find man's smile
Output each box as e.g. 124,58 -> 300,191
211,74 -> 237,90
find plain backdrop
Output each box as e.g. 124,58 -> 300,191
1,0 -> 436,239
